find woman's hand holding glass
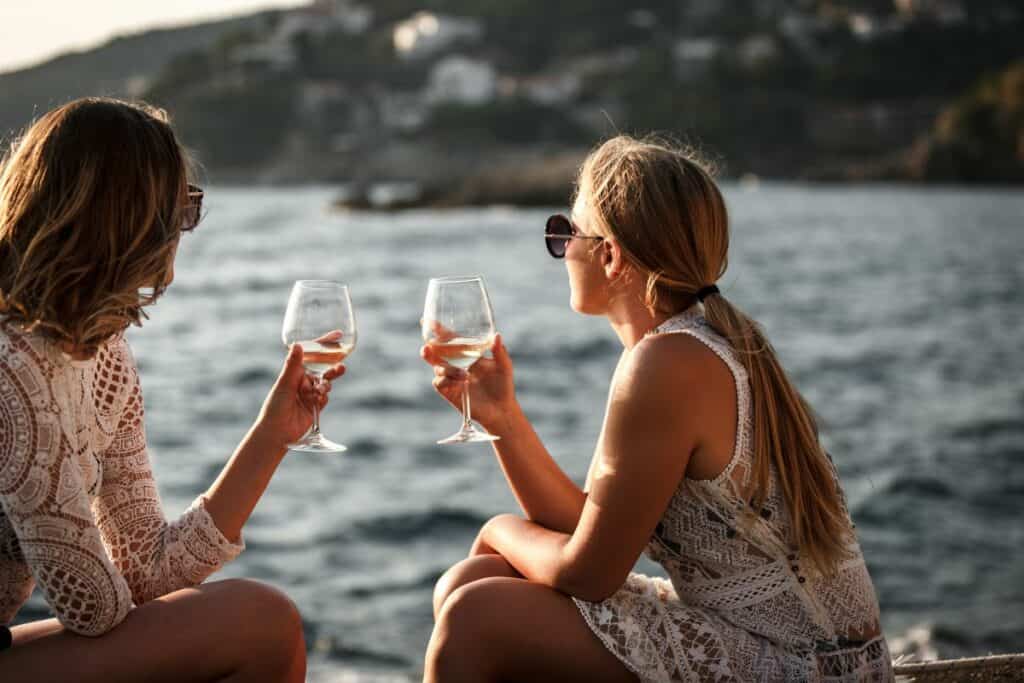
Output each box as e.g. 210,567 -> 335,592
280,280 -> 357,453
421,330 -> 518,438
256,342 -> 346,448
421,275 -> 505,444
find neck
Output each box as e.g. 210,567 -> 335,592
606,297 -> 673,349
605,290 -> 702,350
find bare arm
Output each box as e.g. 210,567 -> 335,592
480,335 -> 709,600
203,344 -> 344,542
423,334 -> 584,533
484,402 -> 586,535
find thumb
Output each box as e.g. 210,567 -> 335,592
493,334 -> 513,373
275,344 -> 307,390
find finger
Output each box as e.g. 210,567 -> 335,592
493,334 -> 513,373
433,376 -> 462,396
421,345 -> 442,366
323,364 -> 346,381
422,345 -> 459,373
433,364 -> 466,380
422,319 -> 456,342
314,329 -> 344,344
273,344 -> 307,391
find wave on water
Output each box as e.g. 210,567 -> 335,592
349,507 -> 488,545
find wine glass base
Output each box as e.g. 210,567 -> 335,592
287,433 -> 348,453
437,427 -> 500,445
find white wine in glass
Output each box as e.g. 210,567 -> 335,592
282,281 -> 356,453
422,275 -> 499,445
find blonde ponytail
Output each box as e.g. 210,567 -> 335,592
701,291 -> 854,574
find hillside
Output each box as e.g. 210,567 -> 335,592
1,0 -> 1021,200
0,12 -> 279,138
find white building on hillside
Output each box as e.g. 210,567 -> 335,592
424,55 -> 496,106
673,37 -> 720,80
393,12 -> 483,59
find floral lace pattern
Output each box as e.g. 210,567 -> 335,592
0,321 -> 243,636
573,308 -> 893,682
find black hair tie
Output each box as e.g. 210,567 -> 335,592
696,284 -> 720,302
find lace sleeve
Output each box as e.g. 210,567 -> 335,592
0,342 -> 133,636
93,340 -> 243,605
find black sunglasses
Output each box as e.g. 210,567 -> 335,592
544,214 -> 603,258
181,184 -> 204,233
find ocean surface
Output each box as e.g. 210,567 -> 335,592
16,183 -> 1024,680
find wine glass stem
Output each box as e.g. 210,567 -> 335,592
310,373 -> 322,436
461,378 -> 473,432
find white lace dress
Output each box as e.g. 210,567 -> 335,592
0,321 -> 243,636
573,309 -> 893,682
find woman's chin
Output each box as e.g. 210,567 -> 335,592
569,294 -> 602,316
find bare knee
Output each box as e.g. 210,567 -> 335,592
433,555 -> 519,619
428,581 -> 502,681
216,579 -> 306,682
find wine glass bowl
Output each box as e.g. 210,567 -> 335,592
422,275 -> 499,445
282,280 -> 356,453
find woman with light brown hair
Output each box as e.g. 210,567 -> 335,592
0,98 -> 344,681
421,135 -> 893,681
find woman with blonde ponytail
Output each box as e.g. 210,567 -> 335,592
421,135 -> 892,681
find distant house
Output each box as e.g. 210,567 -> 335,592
737,34 -> 779,68
894,0 -> 966,24
231,42 -> 297,73
377,90 -> 429,131
672,37 -> 720,80
847,12 -> 906,41
778,11 -> 831,66
393,12 -> 483,59
425,56 -> 496,106
498,72 -> 581,105
276,0 -> 373,40
229,0 -> 373,74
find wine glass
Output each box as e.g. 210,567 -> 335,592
281,280 -> 356,453
422,275 -> 500,445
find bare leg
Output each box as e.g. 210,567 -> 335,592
433,554 -> 521,619
2,579 -> 306,683
424,577 -> 637,683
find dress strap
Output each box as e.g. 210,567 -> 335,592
647,307 -> 753,487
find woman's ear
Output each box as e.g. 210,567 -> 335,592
602,237 -> 626,281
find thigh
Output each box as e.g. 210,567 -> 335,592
1,578 -> 301,683
441,577 -> 637,683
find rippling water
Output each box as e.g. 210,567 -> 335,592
16,184 -> 1024,679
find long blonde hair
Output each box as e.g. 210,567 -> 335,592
579,135 -> 854,574
0,98 -> 194,352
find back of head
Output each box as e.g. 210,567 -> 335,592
578,135 -> 728,314
0,97 -> 192,352
579,135 -> 855,575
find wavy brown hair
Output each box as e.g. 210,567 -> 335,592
0,97 -> 195,353
578,135 -> 854,575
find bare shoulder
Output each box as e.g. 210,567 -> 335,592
618,331 -> 724,393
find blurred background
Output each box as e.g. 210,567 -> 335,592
3,2 -> 1022,681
